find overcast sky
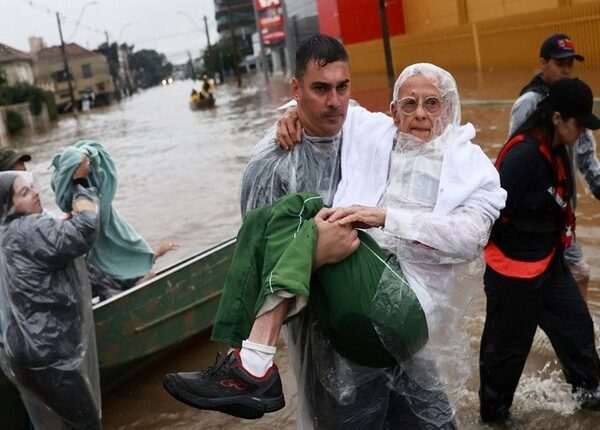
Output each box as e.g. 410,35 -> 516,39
1,0 -> 221,64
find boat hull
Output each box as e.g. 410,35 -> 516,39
189,97 -> 216,110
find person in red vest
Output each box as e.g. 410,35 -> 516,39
479,77 -> 600,424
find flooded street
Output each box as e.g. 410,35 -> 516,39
8,70 -> 600,429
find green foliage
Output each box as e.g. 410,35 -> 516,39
128,49 -> 173,88
42,90 -> 58,121
202,40 -> 236,78
0,83 -> 57,121
6,109 -> 24,135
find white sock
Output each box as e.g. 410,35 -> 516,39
239,339 -> 276,377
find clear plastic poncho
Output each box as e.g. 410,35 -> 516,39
284,64 -> 505,429
0,171 -> 102,430
241,125 -> 342,216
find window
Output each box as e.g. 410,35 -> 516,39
52,70 -> 70,82
82,63 -> 92,78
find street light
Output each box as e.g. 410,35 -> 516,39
66,1 -> 99,41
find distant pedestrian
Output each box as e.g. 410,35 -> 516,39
509,33 -> 600,300
480,78 -> 600,424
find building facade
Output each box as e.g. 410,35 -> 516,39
214,0 -> 256,57
33,43 -> 115,111
0,44 -> 34,86
313,0 -> 600,77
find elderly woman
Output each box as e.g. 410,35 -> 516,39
291,63 -> 506,429
0,162 -> 102,430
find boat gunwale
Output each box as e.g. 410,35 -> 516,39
93,237 -> 236,310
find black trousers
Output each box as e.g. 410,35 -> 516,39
479,256 -> 600,421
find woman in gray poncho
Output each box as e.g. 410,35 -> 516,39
0,160 -> 102,430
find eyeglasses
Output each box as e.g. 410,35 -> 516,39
396,96 -> 443,115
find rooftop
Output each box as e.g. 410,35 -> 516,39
35,43 -> 96,62
0,43 -> 32,64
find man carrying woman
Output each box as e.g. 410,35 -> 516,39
165,35 -> 506,429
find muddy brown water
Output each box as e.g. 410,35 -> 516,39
8,69 -> 600,429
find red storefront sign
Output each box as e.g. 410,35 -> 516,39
259,14 -> 283,29
256,0 -> 281,12
262,29 -> 286,44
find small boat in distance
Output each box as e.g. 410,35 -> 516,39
189,95 -> 216,110
0,237 -> 236,428
190,78 -> 216,110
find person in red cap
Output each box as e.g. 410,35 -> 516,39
480,77 -> 600,424
509,33 -> 599,301
0,148 -> 31,171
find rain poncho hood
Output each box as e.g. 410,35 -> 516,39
0,172 -> 101,429
51,140 -> 154,279
0,171 -> 19,221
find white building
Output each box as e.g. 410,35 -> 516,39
0,43 -> 35,86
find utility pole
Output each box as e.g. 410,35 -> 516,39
227,1 -> 242,87
203,15 -> 215,80
105,31 -> 120,102
56,12 -> 77,113
187,50 -> 196,79
252,0 -> 269,83
377,0 -> 395,98
203,15 -> 211,47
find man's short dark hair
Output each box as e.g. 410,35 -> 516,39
295,34 -> 349,79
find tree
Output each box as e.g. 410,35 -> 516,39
97,42 -> 122,100
128,49 -> 173,88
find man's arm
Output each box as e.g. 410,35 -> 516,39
575,130 -> 600,199
508,92 -> 542,137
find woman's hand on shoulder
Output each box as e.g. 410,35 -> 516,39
328,205 -> 386,229
275,106 -> 301,151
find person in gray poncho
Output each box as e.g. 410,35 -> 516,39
509,34 -> 600,301
0,159 -> 102,430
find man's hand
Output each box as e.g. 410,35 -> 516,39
313,208 -> 360,269
327,205 -> 386,229
275,106 -> 301,150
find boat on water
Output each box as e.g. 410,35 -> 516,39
189,95 -> 216,110
1,237 -> 236,429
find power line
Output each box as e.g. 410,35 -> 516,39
134,30 -> 201,44
14,0 -> 108,38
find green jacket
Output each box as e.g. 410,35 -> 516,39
212,192 -> 428,367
